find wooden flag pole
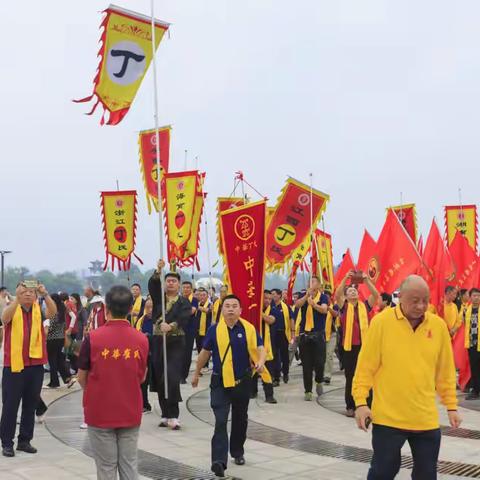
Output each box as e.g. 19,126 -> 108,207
150,0 -> 168,399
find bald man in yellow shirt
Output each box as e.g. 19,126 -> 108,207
353,275 -> 461,480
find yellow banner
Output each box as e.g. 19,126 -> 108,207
183,174 -> 205,265
316,230 -> 334,292
101,190 -> 139,270
445,205 -> 477,252
76,6 -> 169,125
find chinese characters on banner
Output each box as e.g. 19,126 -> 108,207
220,201 -> 267,331
75,5 -> 169,125
390,203 -> 417,244
266,178 -> 329,271
100,190 -> 141,271
163,171 -> 204,266
315,230 -> 334,292
445,205 -> 478,252
138,126 -> 171,213
216,197 -> 244,256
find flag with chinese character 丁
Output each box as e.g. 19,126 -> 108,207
390,203 -> 417,244
75,5 -> 169,125
266,177 -> 329,271
216,197 -> 244,256
100,190 -> 141,270
138,126 -> 170,213
220,200 -> 266,331
163,171 -> 200,265
445,205 -> 478,252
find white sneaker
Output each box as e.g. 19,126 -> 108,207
36,414 -> 46,424
168,418 -> 181,430
79,422 -> 88,429
67,378 -> 77,389
158,418 -> 168,428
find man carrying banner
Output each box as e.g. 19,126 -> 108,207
192,295 -> 266,477
335,271 -> 379,417
295,276 -> 329,401
148,260 -> 192,430
353,275 -> 460,479
270,288 -> 294,385
181,281 -> 199,383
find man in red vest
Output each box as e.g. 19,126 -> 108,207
1,282 -> 56,457
78,285 -> 148,480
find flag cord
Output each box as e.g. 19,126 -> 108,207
150,0 -> 168,400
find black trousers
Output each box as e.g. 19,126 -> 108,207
343,345 -> 361,410
182,331 -> 196,380
210,375 -> 251,468
196,334 -> 209,368
299,333 -> 326,393
0,365 -> 44,448
251,360 -> 275,399
468,348 -> 480,394
141,362 -> 151,409
368,424 -> 441,480
273,331 -> 290,380
36,397 -> 48,417
158,396 -> 180,419
47,338 -> 70,387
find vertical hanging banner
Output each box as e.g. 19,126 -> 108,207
138,126 -> 171,213
390,203 -> 417,244
316,230 -> 334,292
445,205 -> 478,252
216,197 -> 244,256
100,190 -> 141,271
266,177 -> 329,271
75,5 -> 170,125
163,171 -> 199,264
220,201 -> 267,331
182,173 -> 206,268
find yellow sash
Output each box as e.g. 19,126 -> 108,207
305,291 -> 321,332
198,300 -> 210,336
212,299 -> 223,324
279,301 -> 292,342
443,302 -> 459,330
344,301 -> 368,351
216,318 -> 271,387
188,293 -> 193,303
325,311 -> 333,341
130,296 -> 143,326
262,306 -> 274,361
464,306 -> 480,351
11,303 -> 43,373
134,314 -> 144,331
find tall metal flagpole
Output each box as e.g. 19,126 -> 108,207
150,0 -> 168,399
309,173 -> 314,278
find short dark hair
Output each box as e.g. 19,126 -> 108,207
182,280 -> 192,286
222,294 -> 241,307
0,286 -> 6,292
381,292 -> 392,304
197,287 -> 207,293
131,283 -> 141,289
460,289 -> 468,296
470,288 -> 480,296
445,285 -> 456,294
106,285 -> 134,318
264,289 -> 272,295
166,272 -> 181,281
311,275 -> 321,282
271,288 -> 282,296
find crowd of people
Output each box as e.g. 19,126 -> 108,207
0,263 -> 476,479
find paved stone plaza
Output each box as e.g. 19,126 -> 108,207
1,355 -> 479,480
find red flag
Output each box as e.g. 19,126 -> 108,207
452,323 -> 471,391
449,231 -> 479,290
334,249 -> 355,287
375,210 -> 421,293
357,230 -> 377,300
422,219 -> 454,315
417,234 -> 424,257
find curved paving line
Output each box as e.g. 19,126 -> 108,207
45,389 -> 239,480
187,388 -> 480,478
317,387 -> 480,440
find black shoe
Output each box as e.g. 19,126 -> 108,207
17,442 -> 37,454
234,456 -> 245,465
283,374 -> 289,384
265,396 -> 278,404
211,462 -> 225,477
142,406 -> 152,414
272,380 -> 280,387
180,379 -> 187,384
465,392 -> 480,400
323,377 -> 331,385
250,392 -> 258,399
2,447 -> 14,457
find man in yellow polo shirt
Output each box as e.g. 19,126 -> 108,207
353,275 -> 461,480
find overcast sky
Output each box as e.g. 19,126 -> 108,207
1,0 -> 480,274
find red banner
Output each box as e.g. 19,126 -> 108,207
220,201 -> 266,331
390,204 -> 417,244
357,230 -> 377,300
449,231 -> 478,290
216,197 -> 244,256
266,178 -> 329,271
334,249 -> 355,287
138,126 -> 170,213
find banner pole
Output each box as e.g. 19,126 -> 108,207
150,0 -> 168,400
309,173 -> 314,278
